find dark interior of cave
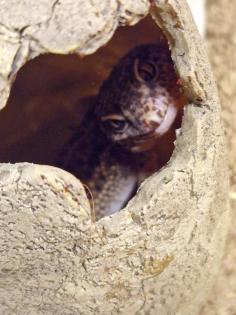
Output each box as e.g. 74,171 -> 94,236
0,15 -> 186,218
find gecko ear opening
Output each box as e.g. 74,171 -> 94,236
133,58 -> 159,83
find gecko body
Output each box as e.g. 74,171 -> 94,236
58,43 -> 185,219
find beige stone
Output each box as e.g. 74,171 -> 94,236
0,0 -> 229,314
200,0 -> 236,314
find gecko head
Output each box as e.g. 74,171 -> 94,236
95,43 -> 185,152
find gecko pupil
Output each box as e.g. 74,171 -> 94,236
106,119 -> 127,133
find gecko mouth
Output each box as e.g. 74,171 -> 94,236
129,136 -> 158,152
124,103 -> 178,152
119,130 -> 157,152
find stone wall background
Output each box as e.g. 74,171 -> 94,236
201,1 -> 236,313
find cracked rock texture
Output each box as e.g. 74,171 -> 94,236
0,0 -> 150,110
0,0 -> 230,314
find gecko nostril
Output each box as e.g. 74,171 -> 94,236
159,108 -> 166,116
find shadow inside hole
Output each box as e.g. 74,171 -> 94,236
0,16 -> 185,218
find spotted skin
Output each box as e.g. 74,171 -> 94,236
58,43 -> 186,219
57,108 -> 138,219
96,43 -> 185,153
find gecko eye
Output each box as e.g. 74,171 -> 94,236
103,119 -> 128,133
134,59 -> 158,83
100,115 -> 129,134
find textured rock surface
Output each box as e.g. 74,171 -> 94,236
0,0 -> 229,314
0,0 -> 150,109
201,0 -> 236,314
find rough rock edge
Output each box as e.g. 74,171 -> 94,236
0,0 -> 150,110
0,0 -> 229,314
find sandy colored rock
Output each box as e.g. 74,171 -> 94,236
0,0 -> 150,109
0,0 -> 230,314
200,0 -> 236,314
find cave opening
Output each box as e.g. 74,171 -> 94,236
0,15 -> 186,219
